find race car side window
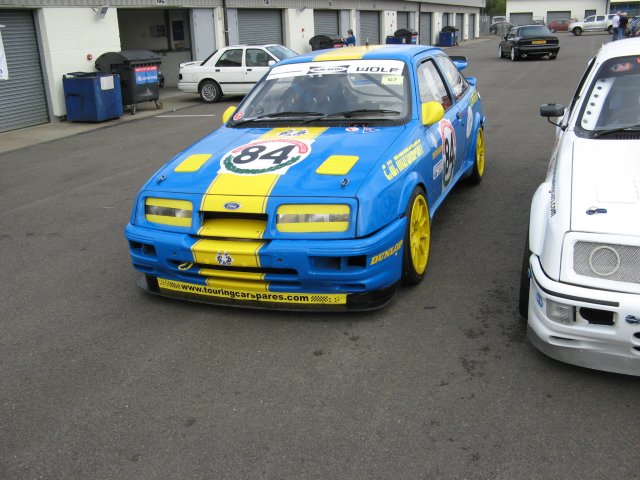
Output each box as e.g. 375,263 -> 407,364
433,55 -> 469,101
417,60 -> 452,110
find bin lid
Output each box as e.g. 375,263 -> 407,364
95,49 -> 161,70
394,28 -> 418,36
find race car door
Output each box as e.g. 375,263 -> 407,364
416,58 -> 465,207
433,55 -> 470,168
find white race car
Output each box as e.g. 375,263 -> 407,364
521,38 -> 640,376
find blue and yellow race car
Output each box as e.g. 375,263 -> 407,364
125,45 -> 486,310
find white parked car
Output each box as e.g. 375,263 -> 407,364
569,14 -> 615,35
520,38 -> 640,376
178,44 -> 298,102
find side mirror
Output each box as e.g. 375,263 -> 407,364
540,103 -> 565,128
540,103 -> 565,117
449,55 -> 468,71
422,101 -> 445,126
268,60 -> 276,66
466,76 -> 477,87
222,106 -> 237,124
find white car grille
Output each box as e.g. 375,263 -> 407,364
573,241 -> 640,284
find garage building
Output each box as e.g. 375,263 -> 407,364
0,0 -> 484,133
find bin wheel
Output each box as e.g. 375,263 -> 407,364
155,100 -> 163,109
199,80 -> 221,103
131,105 -> 137,115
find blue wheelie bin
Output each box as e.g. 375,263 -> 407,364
63,72 -> 123,122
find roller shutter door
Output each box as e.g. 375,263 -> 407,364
0,10 -> 49,133
314,10 -> 339,37
442,13 -> 451,27
456,13 -> 464,34
420,12 -> 432,45
238,9 -> 282,45
510,12 -> 533,25
360,11 -> 380,44
547,11 -> 571,22
469,14 -> 476,38
397,12 -> 409,30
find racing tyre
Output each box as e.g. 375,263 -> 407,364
402,187 -> 430,286
549,53 -> 557,60
498,45 -> 504,58
510,47 -> 519,61
518,232 -> 531,319
607,25 -> 613,34
467,127 -> 485,184
199,80 -> 221,103
573,27 -> 582,36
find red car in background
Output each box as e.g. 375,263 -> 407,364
547,18 -> 577,32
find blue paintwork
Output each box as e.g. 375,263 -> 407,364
125,45 -> 486,308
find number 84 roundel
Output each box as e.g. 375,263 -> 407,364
221,139 -> 312,175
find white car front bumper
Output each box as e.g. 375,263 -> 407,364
528,255 -> 640,376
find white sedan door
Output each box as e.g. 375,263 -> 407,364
212,48 -> 246,94
243,48 -> 274,90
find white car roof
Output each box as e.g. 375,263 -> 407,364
596,37 -> 640,60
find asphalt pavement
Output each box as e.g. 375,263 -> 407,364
2,34 -> 639,480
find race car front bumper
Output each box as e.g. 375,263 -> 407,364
527,255 -> 640,376
125,216 -> 407,311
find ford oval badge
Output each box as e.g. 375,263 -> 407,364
223,202 -> 241,211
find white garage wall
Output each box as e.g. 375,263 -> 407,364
283,9 -> 315,54
37,8 -> 121,117
506,0 -> 607,21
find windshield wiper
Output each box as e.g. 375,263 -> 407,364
593,123 -> 640,138
301,109 -> 402,123
233,111 -> 324,125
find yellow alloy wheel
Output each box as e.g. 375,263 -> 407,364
409,193 -> 430,275
476,127 -> 485,177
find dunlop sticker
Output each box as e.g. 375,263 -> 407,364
370,240 -> 403,265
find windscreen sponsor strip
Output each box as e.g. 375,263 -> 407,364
158,278 -> 347,304
268,60 -> 405,80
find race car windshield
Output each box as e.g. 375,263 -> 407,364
578,55 -> 640,133
231,60 -> 410,125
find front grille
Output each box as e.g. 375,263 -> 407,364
573,241 -> 640,284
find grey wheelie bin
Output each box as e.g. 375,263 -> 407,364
95,50 -> 163,115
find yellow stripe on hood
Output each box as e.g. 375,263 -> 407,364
192,127 -> 327,269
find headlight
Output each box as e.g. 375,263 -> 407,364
276,204 -> 350,233
145,198 -> 193,227
546,299 -> 575,325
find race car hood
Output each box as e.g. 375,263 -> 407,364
145,126 -> 405,198
571,138 -> 640,236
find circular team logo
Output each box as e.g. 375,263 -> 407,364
440,119 -> 456,187
221,139 -> 311,175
